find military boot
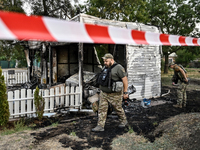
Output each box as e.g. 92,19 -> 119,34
118,120 -> 128,128
173,104 -> 182,108
92,125 -> 104,132
182,103 -> 186,107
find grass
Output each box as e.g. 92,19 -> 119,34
111,131 -> 176,150
125,126 -> 134,134
0,119 -> 33,136
70,131 -> 76,136
50,121 -> 59,127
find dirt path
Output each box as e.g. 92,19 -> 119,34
1,84 -> 200,150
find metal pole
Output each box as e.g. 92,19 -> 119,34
49,45 -> 52,86
78,43 -> 83,109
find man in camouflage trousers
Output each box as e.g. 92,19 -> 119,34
92,53 -> 128,132
169,63 -> 189,108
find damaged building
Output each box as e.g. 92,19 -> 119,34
25,13 -> 162,104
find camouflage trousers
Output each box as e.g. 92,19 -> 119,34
177,82 -> 188,106
97,91 -> 127,128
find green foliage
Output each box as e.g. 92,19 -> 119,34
126,126 -> 134,134
29,0 -> 81,19
0,67 -> 10,127
84,0 -> 149,23
0,1 -> 26,67
34,86 -> 45,121
175,49 -> 196,66
95,44 -> 109,65
70,131 -> 76,136
0,41 -> 27,68
146,0 -> 199,73
0,0 -> 25,13
1,119 -> 32,136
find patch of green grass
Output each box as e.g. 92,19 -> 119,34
0,120 -> 33,136
125,126 -> 134,134
153,121 -> 158,127
50,121 -> 59,127
70,131 -> 76,136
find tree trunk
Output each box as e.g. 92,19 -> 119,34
164,54 -> 169,74
43,0 -> 48,16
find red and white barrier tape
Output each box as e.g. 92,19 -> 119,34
0,11 -> 199,46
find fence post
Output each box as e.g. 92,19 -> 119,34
70,86 -> 75,107
50,88 -> 54,112
33,89 -> 35,113
65,86 -> 69,107
75,86 -> 80,108
14,90 -> 19,117
21,89 -> 26,117
8,91 -> 13,118
60,86 -> 64,107
44,89 -> 49,113
56,87 -> 59,107
27,89 -> 32,117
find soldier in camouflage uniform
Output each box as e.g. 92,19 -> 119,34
92,53 -> 129,132
169,63 -> 189,108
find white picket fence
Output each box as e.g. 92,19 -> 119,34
3,71 -> 28,85
7,85 -> 81,118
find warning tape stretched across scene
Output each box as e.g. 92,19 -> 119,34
0,11 -> 200,46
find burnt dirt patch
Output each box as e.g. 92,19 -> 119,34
1,84 -> 200,150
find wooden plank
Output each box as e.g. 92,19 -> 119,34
21,89 -> 26,117
70,86 -> 75,107
27,89 -> 32,117
14,90 -> 19,118
8,91 -> 13,117
65,86 -> 69,107
75,86 -> 80,108
50,88 -> 54,112
44,89 -> 49,112
33,89 -> 35,112
60,86 -> 64,106
56,87 -> 59,107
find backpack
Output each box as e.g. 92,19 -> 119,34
178,64 -> 187,73
96,63 -> 118,88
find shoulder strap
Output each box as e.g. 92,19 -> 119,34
110,63 -> 118,70
108,63 -> 118,89
178,64 -> 187,73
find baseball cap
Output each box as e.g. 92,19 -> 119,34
102,53 -> 113,59
168,62 -> 175,67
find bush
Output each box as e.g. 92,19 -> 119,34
0,67 -> 10,126
34,86 -> 45,121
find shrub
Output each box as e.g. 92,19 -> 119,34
34,86 -> 45,121
0,67 -> 10,126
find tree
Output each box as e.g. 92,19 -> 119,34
147,0 -> 199,73
0,0 -> 26,67
34,86 -> 45,121
0,66 -> 10,127
84,0 -> 149,23
175,48 -> 197,66
0,0 -> 25,13
28,0 -> 81,19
